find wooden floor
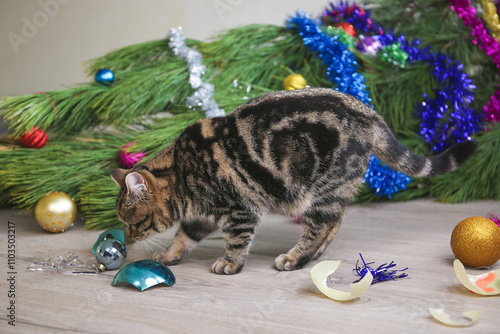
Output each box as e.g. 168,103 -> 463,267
1,199 -> 499,333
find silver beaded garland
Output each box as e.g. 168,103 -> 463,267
168,27 -> 225,118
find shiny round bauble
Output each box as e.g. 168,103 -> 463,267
335,22 -> 356,37
19,127 -> 47,148
92,228 -> 126,254
95,237 -> 127,271
451,216 -> 500,268
94,68 -> 115,85
35,192 -> 77,233
283,74 -> 307,91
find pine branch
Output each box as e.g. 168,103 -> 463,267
202,25 -> 330,90
79,174 -> 123,230
0,135 -> 126,210
84,38 -> 203,74
92,61 -> 204,129
130,108 -> 204,156
0,85 -> 108,138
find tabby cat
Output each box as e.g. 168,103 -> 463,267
111,88 -> 476,275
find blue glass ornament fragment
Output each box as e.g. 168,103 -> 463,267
95,238 -> 127,271
112,260 -> 176,292
94,68 -> 115,85
92,228 -> 126,254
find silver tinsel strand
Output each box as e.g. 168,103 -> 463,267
168,27 -> 225,118
28,251 -> 98,273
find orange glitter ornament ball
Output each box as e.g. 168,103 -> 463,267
450,216 -> 500,268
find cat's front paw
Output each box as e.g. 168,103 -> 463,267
212,257 -> 243,275
152,250 -> 182,266
275,253 -> 303,271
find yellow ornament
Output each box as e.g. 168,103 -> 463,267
450,216 -> 500,268
34,192 -> 77,233
283,74 -> 307,91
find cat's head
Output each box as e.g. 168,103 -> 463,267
110,168 -> 174,241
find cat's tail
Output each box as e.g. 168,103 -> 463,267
372,123 -> 477,178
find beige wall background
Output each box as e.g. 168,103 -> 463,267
0,0 -> 331,96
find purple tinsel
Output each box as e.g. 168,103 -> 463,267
353,253 -> 408,284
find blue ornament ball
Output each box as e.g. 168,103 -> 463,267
94,68 -> 114,85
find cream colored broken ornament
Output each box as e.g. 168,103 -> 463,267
453,259 -> 500,295
429,308 -> 482,327
310,261 -> 373,301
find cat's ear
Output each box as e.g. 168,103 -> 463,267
110,169 -> 130,188
125,172 -> 149,200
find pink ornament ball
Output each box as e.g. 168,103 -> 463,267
119,142 -> 146,168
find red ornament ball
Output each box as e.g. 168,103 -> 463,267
19,127 -> 47,148
335,22 -> 357,37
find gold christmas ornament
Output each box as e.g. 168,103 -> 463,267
35,192 -> 77,233
450,216 -> 500,268
283,74 -> 307,91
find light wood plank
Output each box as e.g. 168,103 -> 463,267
1,199 -> 499,333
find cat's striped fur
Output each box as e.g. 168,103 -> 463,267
111,88 -> 476,274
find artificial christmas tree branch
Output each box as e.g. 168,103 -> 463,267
1,2 -> 499,230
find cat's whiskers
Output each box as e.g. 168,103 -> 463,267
128,238 -> 150,257
141,239 -> 155,254
145,237 -> 168,252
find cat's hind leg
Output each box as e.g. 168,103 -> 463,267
153,218 -> 216,265
275,204 -> 346,271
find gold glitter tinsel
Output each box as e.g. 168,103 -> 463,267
450,216 -> 500,267
283,74 -> 307,91
480,0 -> 500,41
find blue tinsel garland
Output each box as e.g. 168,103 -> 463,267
287,12 -> 373,106
287,12 -> 411,198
